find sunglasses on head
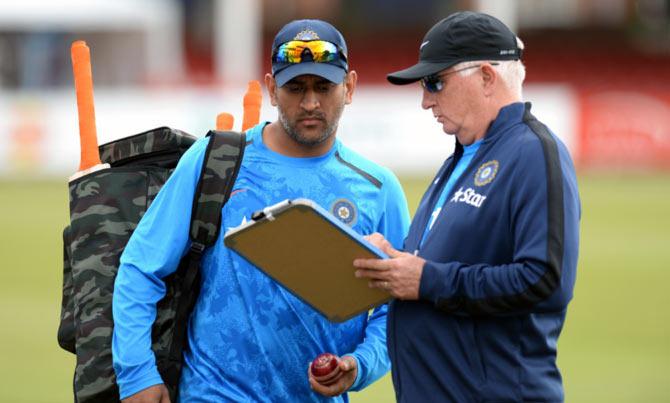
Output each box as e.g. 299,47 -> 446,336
272,40 -> 346,64
420,62 -> 500,93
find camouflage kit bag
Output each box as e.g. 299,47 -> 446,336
57,127 -> 245,402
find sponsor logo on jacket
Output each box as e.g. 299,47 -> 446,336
450,187 -> 487,208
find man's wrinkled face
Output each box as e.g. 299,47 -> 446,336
420,64 -> 494,145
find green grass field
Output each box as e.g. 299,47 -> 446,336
1,174 -> 669,402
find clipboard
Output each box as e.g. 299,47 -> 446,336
223,198 -> 390,322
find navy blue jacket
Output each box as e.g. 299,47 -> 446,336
388,102 -> 580,402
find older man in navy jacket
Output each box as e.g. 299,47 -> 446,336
354,11 -> 581,403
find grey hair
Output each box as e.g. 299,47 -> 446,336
455,37 -> 526,99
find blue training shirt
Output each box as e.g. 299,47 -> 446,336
419,140 -> 481,248
112,122 -> 410,402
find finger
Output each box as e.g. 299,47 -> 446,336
309,375 -> 327,393
308,367 -> 332,395
381,242 -> 404,258
354,268 -> 389,280
325,378 -> 348,396
353,258 -> 392,271
309,374 -> 342,397
339,355 -> 356,372
364,232 -> 384,243
370,280 -> 391,291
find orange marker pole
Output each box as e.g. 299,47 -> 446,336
241,80 -> 262,131
71,40 -> 102,172
216,113 -> 234,131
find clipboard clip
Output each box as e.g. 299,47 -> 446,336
251,199 -> 292,222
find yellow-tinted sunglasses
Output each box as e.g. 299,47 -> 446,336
272,40 -> 346,64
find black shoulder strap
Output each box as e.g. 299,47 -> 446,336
190,130 -> 246,250
164,130 -> 245,400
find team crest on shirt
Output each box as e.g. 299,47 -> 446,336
294,29 -> 320,41
474,160 -> 499,187
331,199 -> 357,226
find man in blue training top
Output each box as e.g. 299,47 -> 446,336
112,19 -> 410,402
354,11 -> 581,402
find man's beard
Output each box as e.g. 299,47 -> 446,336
278,103 -> 344,147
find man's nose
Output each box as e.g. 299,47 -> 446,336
421,88 -> 435,110
301,90 -> 320,111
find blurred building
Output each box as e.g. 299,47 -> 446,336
0,0 -> 669,174
2,0 -> 669,87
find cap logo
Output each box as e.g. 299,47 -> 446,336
294,29 -> 320,41
500,49 -> 516,56
420,41 -> 430,50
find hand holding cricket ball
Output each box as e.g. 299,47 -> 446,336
308,353 -> 358,397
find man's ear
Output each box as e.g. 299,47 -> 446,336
265,73 -> 278,106
344,70 -> 357,105
480,64 -> 497,96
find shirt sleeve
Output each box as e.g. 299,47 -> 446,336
418,141 -> 580,317
375,172 -> 411,250
348,172 -> 410,391
112,137 -> 209,399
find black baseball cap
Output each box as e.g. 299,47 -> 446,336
387,11 -> 522,85
271,19 -> 349,87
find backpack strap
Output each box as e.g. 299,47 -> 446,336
163,130 -> 245,393
190,130 -> 247,250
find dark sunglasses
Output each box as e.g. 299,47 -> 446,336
421,62 -> 500,93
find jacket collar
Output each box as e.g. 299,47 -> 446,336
483,101 -> 528,142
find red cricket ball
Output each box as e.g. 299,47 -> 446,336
310,353 -> 343,385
